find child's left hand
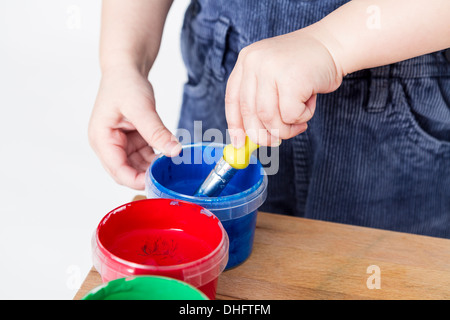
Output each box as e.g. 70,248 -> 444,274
225,28 -> 344,147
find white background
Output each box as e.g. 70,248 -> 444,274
0,0 -> 188,299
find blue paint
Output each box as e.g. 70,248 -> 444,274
145,143 -> 268,269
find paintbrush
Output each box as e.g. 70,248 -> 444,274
194,137 -> 260,197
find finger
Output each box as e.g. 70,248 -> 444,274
129,107 -> 182,157
278,85 -> 315,124
239,72 -> 276,146
225,61 -> 246,148
126,131 -> 156,161
126,131 -> 157,171
287,122 -> 309,137
128,149 -> 154,172
256,80 -> 291,142
95,128 -> 146,190
304,94 -> 317,122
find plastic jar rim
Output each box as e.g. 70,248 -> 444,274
92,199 -> 229,284
145,143 -> 268,216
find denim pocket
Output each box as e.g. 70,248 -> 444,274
181,11 -> 234,94
393,78 -> 450,155
180,19 -> 213,91
178,15 -> 237,139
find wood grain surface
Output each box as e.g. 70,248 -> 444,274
74,195 -> 450,300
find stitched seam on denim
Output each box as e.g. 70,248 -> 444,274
188,19 -> 242,54
394,82 -> 450,153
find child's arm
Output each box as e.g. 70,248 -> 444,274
312,0 -> 450,76
99,0 -> 171,75
88,0 -> 181,190
225,0 -> 450,148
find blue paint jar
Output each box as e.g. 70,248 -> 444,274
145,143 -> 268,269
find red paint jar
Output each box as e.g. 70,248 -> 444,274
92,198 -> 229,300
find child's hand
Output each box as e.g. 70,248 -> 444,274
88,67 -> 181,190
225,29 -> 343,147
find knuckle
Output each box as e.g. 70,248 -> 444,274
280,111 -> 302,124
268,124 -> 290,140
239,101 -> 253,117
303,106 -> 315,122
245,129 -> 260,145
148,125 -> 169,145
278,126 -> 294,139
292,110 -> 313,124
290,123 -> 308,137
226,118 -> 241,130
256,105 -> 274,123
239,46 -> 250,58
295,114 -> 309,124
280,103 -> 305,124
239,46 -> 259,66
224,92 -> 237,106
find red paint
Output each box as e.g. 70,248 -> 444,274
107,228 -> 213,266
93,199 -> 229,300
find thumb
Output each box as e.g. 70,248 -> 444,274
131,108 -> 182,157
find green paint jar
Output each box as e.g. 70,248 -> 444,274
82,276 -> 209,300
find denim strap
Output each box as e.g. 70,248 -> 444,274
365,65 -> 391,113
209,16 -> 232,81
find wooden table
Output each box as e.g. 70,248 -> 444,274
74,196 -> 450,300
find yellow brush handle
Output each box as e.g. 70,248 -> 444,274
222,136 -> 260,169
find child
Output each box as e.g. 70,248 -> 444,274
88,0 -> 450,237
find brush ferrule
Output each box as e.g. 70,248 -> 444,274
194,158 -> 237,197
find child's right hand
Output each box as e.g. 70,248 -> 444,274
88,67 -> 181,190
225,29 -> 343,148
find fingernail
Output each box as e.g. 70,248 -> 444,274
232,135 -> 246,149
164,141 -> 182,157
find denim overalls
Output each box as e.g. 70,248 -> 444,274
177,0 -> 450,238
